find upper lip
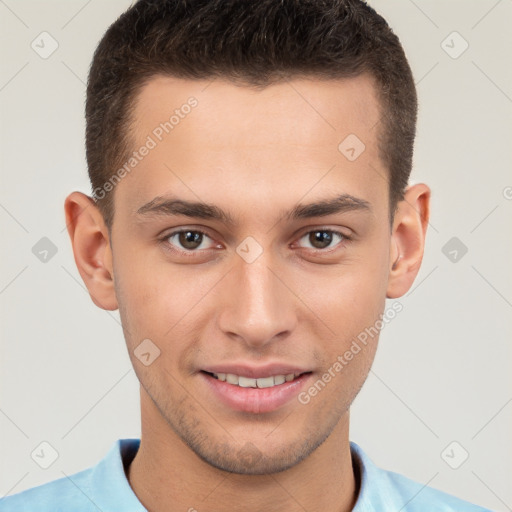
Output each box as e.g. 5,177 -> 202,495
201,363 -> 311,379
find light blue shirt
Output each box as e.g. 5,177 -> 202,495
0,438 -> 493,511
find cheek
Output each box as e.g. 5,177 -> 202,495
112,221 -> 390,354
294,259 -> 388,342
112,249 -> 216,353
112,246 -> 168,345
303,268 -> 387,407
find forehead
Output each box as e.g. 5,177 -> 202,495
116,74 -> 385,220
131,73 -> 381,148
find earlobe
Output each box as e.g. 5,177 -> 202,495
64,191 -> 118,311
386,183 -> 431,299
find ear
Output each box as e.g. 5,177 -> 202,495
64,191 -> 118,310
386,183 -> 431,298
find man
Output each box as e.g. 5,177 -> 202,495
0,0 -> 493,511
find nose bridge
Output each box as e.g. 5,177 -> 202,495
218,248 -> 296,347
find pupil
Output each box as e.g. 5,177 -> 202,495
180,231 -> 202,249
311,230 -> 332,249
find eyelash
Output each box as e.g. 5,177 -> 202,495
159,227 -> 351,256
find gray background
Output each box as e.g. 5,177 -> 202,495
1,0 -> 511,510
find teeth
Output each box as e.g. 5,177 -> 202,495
226,373 -> 238,385
238,376 -> 257,388
256,376 -> 275,388
211,372 -> 303,388
274,375 -> 286,385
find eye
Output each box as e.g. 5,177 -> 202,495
296,229 -> 348,251
160,227 -> 350,256
162,229 -> 217,252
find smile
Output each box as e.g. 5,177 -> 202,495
200,370 -> 313,413
207,371 -> 305,388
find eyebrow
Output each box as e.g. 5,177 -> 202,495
136,193 -> 371,226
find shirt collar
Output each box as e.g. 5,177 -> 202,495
90,438 -> 146,511
90,438 -> 395,512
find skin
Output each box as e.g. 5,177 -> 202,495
65,74 -> 430,512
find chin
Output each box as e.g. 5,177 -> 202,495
193,439 -> 316,475
180,418 -> 336,475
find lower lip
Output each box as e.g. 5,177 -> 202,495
200,372 -> 312,414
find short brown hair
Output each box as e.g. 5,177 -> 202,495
86,0 -> 417,229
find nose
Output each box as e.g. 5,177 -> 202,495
217,251 -> 297,349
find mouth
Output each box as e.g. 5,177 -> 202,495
202,370 -> 310,389
199,370 -> 313,413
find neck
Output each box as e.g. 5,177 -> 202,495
127,389 -> 358,512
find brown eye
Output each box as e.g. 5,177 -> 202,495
310,230 -> 334,249
298,229 -> 346,250
163,229 -> 215,252
178,231 -> 203,250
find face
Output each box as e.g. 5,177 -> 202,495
108,74 -> 395,474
